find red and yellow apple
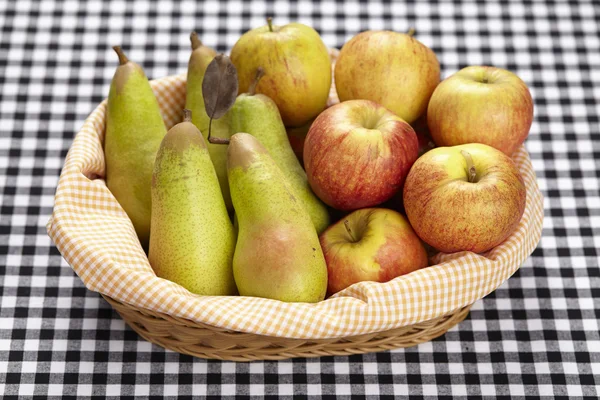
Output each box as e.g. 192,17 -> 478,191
304,100 -> 419,210
427,66 -> 534,155
230,19 -> 331,127
403,143 -> 526,254
320,208 -> 428,295
334,30 -> 440,123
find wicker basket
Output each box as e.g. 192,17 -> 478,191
103,295 -> 472,361
47,48 -> 543,361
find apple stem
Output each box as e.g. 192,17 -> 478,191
183,109 -> 192,122
460,150 -> 477,183
113,46 -> 129,65
248,67 -> 265,96
407,27 -> 416,37
344,220 -> 357,243
267,17 -> 274,32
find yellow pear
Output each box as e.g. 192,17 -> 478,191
229,71 -> 330,234
228,133 -> 327,302
149,110 -> 236,295
185,32 -> 233,211
105,46 -> 167,249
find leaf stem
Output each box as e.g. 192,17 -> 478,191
407,27 -> 416,37
208,136 -> 230,145
206,119 -> 230,145
267,17 -> 274,32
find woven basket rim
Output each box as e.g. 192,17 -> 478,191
102,293 -> 473,361
47,71 -> 544,340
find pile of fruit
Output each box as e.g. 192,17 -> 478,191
104,20 -> 534,303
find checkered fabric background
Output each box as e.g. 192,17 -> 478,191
1,0 -> 598,397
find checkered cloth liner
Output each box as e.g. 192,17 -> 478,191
46,71 -> 544,339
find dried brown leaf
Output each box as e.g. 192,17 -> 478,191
202,54 -> 238,121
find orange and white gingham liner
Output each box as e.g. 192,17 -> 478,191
46,71 -> 544,339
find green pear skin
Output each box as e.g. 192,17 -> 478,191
105,46 -> 167,249
185,32 -> 233,211
230,93 -> 330,233
149,111 -> 236,296
228,132 -> 327,302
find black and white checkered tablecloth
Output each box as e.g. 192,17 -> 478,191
1,0 -> 599,397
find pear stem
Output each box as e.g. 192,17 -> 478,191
344,220 -> 357,243
190,31 -> 202,50
183,109 -> 192,122
461,150 -> 477,183
407,27 -> 416,36
113,46 -> 129,65
267,17 -> 274,32
248,67 -> 265,96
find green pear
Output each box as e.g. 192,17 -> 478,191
185,32 -> 233,211
228,132 -> 327,302
229,71 -> 330,234
105,46 -> 167,249
149,110 -> 236,296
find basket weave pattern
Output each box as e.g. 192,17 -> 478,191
103,295 -> 471,361
47,50 -> 543,359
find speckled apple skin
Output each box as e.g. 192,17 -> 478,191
403,143 -> 526,254
304,100 -> 419,211
334,30 -> 440,124
320,208 -> 428,296
230,23 -> 332,128
427,66 -> 534,156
